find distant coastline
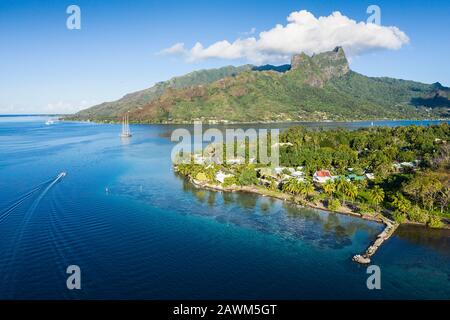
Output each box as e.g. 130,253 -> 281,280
60,116 -> 450,126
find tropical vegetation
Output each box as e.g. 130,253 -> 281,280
175,123 -> 450,229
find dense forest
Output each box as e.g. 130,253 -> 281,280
278,124 -> 450,224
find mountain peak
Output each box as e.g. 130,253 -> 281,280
290,47 -> 349,87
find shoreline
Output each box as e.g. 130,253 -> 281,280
187,177 -> 399,264
61,117 -> 450,126
190,177 -> 383,222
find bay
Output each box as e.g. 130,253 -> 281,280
0,115 -> 448,299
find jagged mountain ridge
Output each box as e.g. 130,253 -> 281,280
70,47 -> 449,123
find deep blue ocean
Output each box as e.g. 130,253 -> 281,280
0,116 -> 449,299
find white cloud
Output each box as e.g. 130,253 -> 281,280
160,10 -> 409,64
158,42 -> 186,55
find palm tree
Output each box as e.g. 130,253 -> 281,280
369,186 -> 385,211
335,177 -> 349,205
281,180 -> 293,194
344,182 -> 358,204
282,179 -> 300,195
300,181 -> 315,199
268,179 -> 279,191
335,177 -> 346,192
323,180 -> 336,199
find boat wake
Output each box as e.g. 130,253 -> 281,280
11,172 -> 66,241
2,172 -> 67,297
0,177 -> 56,224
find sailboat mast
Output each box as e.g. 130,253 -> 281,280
120,112 -> 132,137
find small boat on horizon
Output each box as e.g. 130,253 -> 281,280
45,119 -> 55,125
120,113 -> 132,138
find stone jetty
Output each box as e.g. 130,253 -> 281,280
352,218 -> 399,264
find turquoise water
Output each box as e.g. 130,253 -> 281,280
0,116 -> 449,299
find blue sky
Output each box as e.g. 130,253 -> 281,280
0,0 -> 449,114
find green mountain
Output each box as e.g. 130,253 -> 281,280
72,64 -> 253,121
69,47 -> 449,123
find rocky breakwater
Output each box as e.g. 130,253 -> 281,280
352,218 -> 399,264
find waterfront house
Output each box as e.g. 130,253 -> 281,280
215,171 -> 234,184
313,170 -> 333,184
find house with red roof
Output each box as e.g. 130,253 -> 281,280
313,170 -> 333,184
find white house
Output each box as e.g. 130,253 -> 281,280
291,171 -> 304,177
365,173 -> 375,180
215,171 -> 234,184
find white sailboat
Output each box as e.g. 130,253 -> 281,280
120,113 -> 132,138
